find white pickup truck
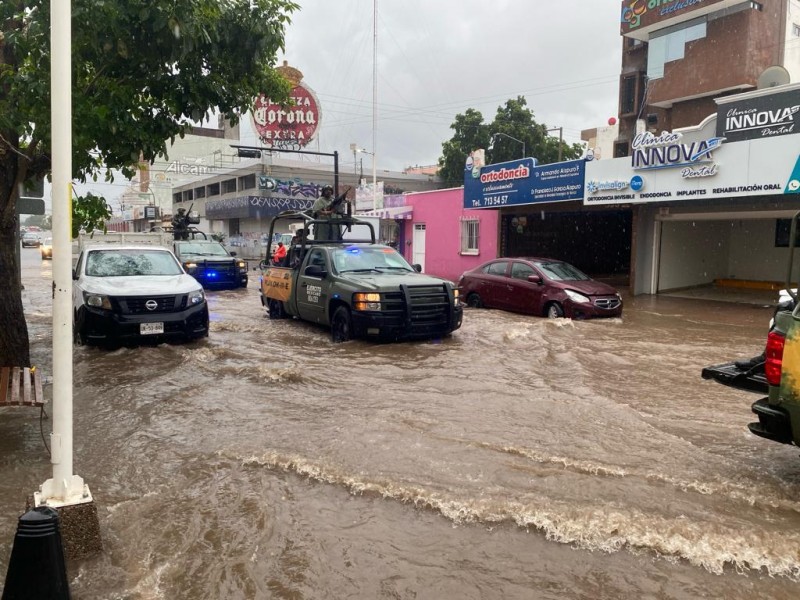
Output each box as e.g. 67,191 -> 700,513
72,232 -> 209,345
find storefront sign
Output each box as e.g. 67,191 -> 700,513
252,82 -> 320,149
631,131 -> 724,177
585,134 -> 799,205
464,157 -> 584,209
620,0 -> 728,32
716,89 -> 800,142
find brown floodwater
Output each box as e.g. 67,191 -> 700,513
2,247 -> 800,599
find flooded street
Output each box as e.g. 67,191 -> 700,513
3,247 -> 800,599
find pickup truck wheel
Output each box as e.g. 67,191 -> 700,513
466,292 -> 483,308
331,306 -> 352,343
546,302 -> 564,319
73,312 -> 87,345
267,299 -> 285,320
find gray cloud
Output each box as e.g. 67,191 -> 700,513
240,0 -> 623,172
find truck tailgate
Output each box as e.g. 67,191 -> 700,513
701,361 -> 768,395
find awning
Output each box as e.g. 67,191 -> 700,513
358,206 -> 414,220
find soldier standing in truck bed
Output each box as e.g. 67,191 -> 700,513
311,185 -> 343,241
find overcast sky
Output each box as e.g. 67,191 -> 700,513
64,1 -> 623,211
239,0 -> 624,174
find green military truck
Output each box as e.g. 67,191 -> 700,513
703,211 -> 800,448
259,210 -> 463,343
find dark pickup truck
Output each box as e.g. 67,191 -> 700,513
259,211 -> 463,342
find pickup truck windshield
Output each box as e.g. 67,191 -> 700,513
176,242 -> 229,257
86,249 -> 183,277
333,246 -> 414,273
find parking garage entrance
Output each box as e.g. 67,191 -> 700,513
501,206 -> 632,284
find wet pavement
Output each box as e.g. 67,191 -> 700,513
2,247 -> 800,599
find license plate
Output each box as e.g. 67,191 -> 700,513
140,322 -> 164,335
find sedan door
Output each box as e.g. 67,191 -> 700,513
477,260 -> 513,310
506,261 -> 546,315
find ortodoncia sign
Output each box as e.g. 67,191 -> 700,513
464,156 -> 585,209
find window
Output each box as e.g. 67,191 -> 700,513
222,178 -> 237,194
793,23 -> 800,37
619,72 -> 644,116
460,219 -> 479,254
239,174 -> 256,190
510,262 -> 535,280
647,18 -> 707,80
483,262 -> 508,276
194,187 -> 206,199
207,182 -> 220,197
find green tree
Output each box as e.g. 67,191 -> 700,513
438,108 -> 491,187
438,96 -> 584,187
0,0 -> 297,366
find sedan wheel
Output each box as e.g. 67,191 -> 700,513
466,293 -> 483,308
546,303 -> 564,319
331,306 -> 352,343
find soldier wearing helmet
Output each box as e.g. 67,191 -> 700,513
311,184 -> 343,241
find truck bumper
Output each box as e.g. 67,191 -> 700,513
351,307 -> 463,341
78,303 -> 210,344
749,398 -> 795,445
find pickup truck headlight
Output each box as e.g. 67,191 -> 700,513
189,290 -> 205,305
453,288 -> 461,307
84,293 -> 112,310
354,292 -> 381,311
565,289 -> 591,304
184,262 -> 197,273
237,260 -> 247,271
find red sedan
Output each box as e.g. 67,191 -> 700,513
457,257 -> 623,319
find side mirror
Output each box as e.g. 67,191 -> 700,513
72,269 -> 78,281
527,274 -> 542,284
305,264 -> 327,278
229,251 -> 237,257
413,264 -> 422,273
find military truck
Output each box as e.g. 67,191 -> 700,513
702,211 -> 800,448
259,210 -> 463,342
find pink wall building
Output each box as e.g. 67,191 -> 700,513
400,187 -> 499,283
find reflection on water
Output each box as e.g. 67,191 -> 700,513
2,251 -> 800,599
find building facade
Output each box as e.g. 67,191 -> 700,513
478,1 -> 800,293
586,83 -> 800,295
400,188 -> 499,283
170,157 -> 440,260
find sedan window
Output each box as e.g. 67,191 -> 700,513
483,262 -> 508,276
511,263 -> 536,280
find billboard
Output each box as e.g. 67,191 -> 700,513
252,82 -> 321,150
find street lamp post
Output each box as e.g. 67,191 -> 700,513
232,144 -> 340,193
488,132 -> 525,159
354,146 -> 376,211
546,127 -> 564,162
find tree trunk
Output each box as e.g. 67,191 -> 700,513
0,153 -> 32,368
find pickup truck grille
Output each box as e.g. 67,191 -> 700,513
383,284 -> 453,332
116,295 -> 186,314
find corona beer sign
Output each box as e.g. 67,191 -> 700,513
252,82 -> 320,149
